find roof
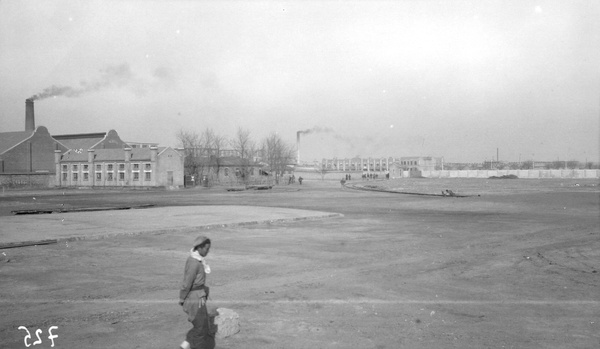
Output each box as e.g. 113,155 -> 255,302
52,132 -> 107,140
0,130 -> 33,155
54,137 -> 105,151
60,147 -> 169,162
51,130 -> 127,151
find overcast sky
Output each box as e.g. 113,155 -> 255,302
1,0 -> 598,163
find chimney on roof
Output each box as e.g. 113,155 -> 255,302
150,146 -> 158,162
25,99 -> 35,131
124,147 -> 132,162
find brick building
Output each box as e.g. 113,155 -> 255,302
0,126 -> 67,173
2,99 -> 185,188
56,146 -> 184,188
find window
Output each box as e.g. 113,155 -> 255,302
119,172 -> 125,181
143,163 -> 152,181
250,167 -> 255,176
83,164 -> 89,171
108,164 -> 113,171
62,173 -> 68,181
133,163 -> 140,170
96,173 -> 102,180
72,164 -> 78,171
107,172 -> 113,181
73,173 -> 78,181
133,172 -> 139,181
96,164 -> 102,171
118,163 -> 125,171
224,168 -> 229,176
83,172 -> 89,181
62,165 -> 68,171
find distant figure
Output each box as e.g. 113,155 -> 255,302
341,178 -> 346,186
298,176 -> 303,185
446,189 -> 456,197
441,191 -> 447,197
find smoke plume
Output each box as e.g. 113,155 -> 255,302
28,63 -> 147,101
298,126 -> 334,135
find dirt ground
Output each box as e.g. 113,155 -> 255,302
1,178 -> 599,349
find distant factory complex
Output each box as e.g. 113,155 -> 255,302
2,99 -> 597,189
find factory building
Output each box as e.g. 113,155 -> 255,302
0,99 -> 184,188
56,146 -> 184,188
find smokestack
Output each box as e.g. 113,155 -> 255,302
25,99 -> 35,131
296,131 -> 301,165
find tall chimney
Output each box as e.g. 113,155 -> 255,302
296,131 -> 300,165
25,99 -> 35,131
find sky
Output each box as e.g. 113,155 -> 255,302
1,0 -> 598,164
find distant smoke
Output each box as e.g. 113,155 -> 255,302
296,126 -> 389,158
298,126 -> 334,135
28,63 -> 159,101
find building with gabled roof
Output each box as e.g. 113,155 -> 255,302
52,129 -> 129,151
0,126 -> 67,173
2,99 -> 185,188
56,146 -> 184,188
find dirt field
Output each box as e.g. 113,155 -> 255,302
1,178 -> 599,349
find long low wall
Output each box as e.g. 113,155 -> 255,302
0,173 -> 56,188
294,170 -> 364,181
421,169 -> 600,179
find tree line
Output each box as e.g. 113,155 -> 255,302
176,127 -> 296,183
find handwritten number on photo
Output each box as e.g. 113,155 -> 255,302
17,326 -> 58,347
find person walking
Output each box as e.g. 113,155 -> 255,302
179,236 -> 214,349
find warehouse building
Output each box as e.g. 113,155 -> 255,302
56,146 -> 184,188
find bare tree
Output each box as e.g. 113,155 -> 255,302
211,131 -> 228,178
260,132 -> 295,184
231,127 -> 256,183
177,127 -> 231,184
176,129 -> 204,181
200,128 -> 216,156
231,127 -> 255,159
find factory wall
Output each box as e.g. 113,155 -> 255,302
0,127 -> 66,173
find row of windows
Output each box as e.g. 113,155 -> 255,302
63,163 -> 152,172
323,164 -> 389,169
401,161 -> 418,166
62,171 -> 151,182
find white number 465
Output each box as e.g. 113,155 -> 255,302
17,326 -> 58,347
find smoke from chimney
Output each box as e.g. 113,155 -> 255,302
296,126 -> 334,164
25,99 -> 35,131
28,63 -> 143,101
298,126 -> 334,136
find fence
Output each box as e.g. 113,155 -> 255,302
420,169 -> 600,179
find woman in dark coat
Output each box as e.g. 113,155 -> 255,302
179,236 -> 214,349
